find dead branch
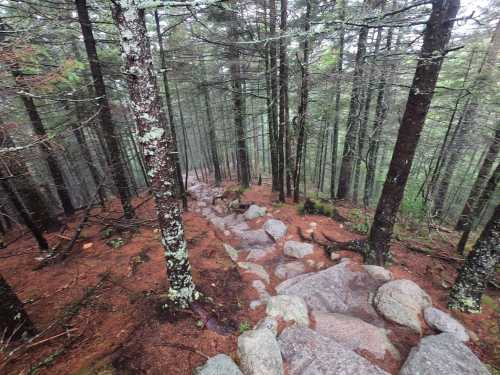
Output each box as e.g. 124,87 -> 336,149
405,244 -> 464,263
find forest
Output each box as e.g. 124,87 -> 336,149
0,0 -> 499,374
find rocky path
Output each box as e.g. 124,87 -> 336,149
187,181 -> 491,375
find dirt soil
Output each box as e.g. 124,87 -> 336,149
1,181 -> 499,374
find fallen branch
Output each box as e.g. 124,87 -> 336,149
405,244 -> 464,263
26,328 -> 77,349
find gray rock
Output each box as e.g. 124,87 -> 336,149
194,354 -> 243,375
266,295 -> 309,326
312,311 -> 400,360
233,229 -> 273,247
238,262 -> 270,284
222,213 -> 246,227
223,243 -> 239,262
231,222 -> 251,232
252,279 -> 271,301
330,252 -> 341,261
275,261 -> 306,280
255,316 -> 278,336
283,241 -> 314,259
374,279 -> 432,333
247,246 -> 276,261
250,300 -> 262,310
279,326 -> 390,375
263,219 -> 288,240
244,205 -> 267,220
276,261 -> 385,325
362,265 -> 392,282
238,328 -> 284,375
400,333 -> 490,375
423,307 -> 469,341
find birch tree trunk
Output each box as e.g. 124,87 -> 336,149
112,0 -> 198,308
366,0 -> 460,265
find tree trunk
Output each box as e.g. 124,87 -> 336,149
112,1 -> 197,308
337,0 -> 369,200
449,203 -> 499,313
292,0 -> 311,203
0,274 -> 36,341
278,0 -> 289,201
330,0 -> 345,200
227,8 -> 250,188
366,0 -> 460,266
154,10 -> 187,209
75,0 -> 134,219
456,122 -> 500,230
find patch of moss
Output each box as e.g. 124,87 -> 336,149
298,198 -> 337,218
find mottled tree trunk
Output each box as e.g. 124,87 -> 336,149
0,275 -> 36,341
337,0 -> 369,200
154,10 -> 187,209
449,204 -> 499,313
75,0 -> 134,219
366,0 -> 460,265
293,0 -> 311,203
112,1 -> 198,308
278,0 -> 289,201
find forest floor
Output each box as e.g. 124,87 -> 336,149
0,179 -> 499,375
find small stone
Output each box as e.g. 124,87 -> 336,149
274,261 -> 306,280
233,229 -> 273,247
363,265 -> 392,282
263,219 -> 288,240
250,300 -> 262,310
283,241 -> 314,258
238,328 -> 284,375
374,279 -> 432,333
244,205 -> 267,220
315,261 -> 325,270
252,280 -> 271,301
330,252 -> 341,261
306,259 -> 315,267
255,316 -> 278,336
194,354 -> 243,375
238,262 -> 270,284
223,243 -> 239,262
266,295 -> 309,326
82,243 -> 93,250
423,307 -> 469,341
247,246 -> 276,261
400,333 -> 490,375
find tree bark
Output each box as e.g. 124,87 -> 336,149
112,0 -> 198,308
154,10 -> 187,209
75,0 -> 134,219
449,203 -> 499,313
278,0 -> 289,201
0,274 -> 37,341
366,0 -> 460,265
292,0 -> 311,203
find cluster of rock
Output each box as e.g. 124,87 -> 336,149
188,182 -> 490,375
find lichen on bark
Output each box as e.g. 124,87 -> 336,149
112,0 -> 198,308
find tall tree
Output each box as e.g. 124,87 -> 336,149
449,203 -> 499,313
337,0 -> 369,200
292,0 -> 311,203
75,0 -> 135,219
154,10 -> 188,209
112,0 -> 198,308
278,0 -> 289,201
366,0 -> 460,265
330,0 -> 345,200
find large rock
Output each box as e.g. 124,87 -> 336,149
374,279 -> 432,333
279,326 -> 390,375
266,295 -> 309,326
312,311 -> 399,360
276,261 -> 385,325
255,316 -> 278,336
247,246 -> 276,261
244,205 -> 267,220
399,333 -> 490,375
362,265 -> 392,282
263,219 -> 288,241
423,307 -> 469,341
252,279 -> 271,302
233,229 -> 273,247
275,261 -> 306,280
283,241 -> 314,259
194,354 -> 243,375
238,328 -> 284,375
238,262 -> 270,283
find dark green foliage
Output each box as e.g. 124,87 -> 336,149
298,198 -> 335,217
